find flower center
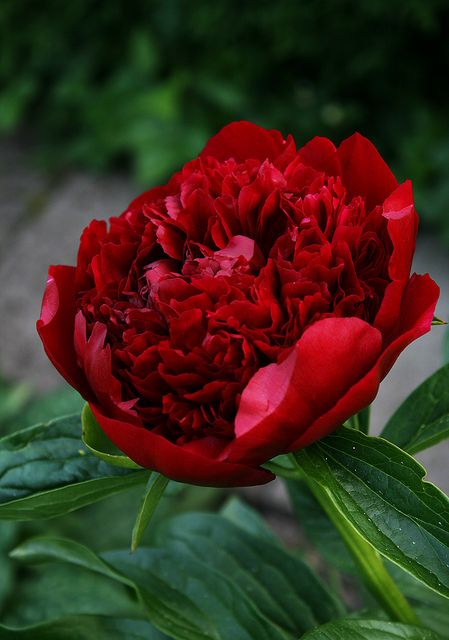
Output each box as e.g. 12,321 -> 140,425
74,157 -> 392,443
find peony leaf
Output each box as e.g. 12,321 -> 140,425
81,404 -> 143,469
388,564 -> 449,638
220,496 -> 278,543
2,560 -> 145,628
9,535 -> 269,640
287,477 -> 449,637
0,617 -> 166,639
295,427 -> 449,600
0,414 -> 149,519
285,478 -> 354,573
0,521 -> 17,609
11,509 -> 345,640
154,512 -> 345,634
10,536 -> 218,640
301,619 -> 441,639
381,363 -> 449,454
131,473 -> 169,552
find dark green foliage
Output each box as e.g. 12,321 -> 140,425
300,619 -> 441,639
0,414 -> 150,519
1,1 -> 449,240
7,508 -> 344,640
295,427 -> 449,599
381,362 -> 449,454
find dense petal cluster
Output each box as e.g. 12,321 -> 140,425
38,122 -> 439,486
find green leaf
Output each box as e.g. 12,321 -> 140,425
297,470 -> 419,624
286,479 -> 354,573
263,454 -> 298,479
295,427 -> 449,599
155,512 -> 345,635
286,479 -> 420,624
131,474 -> 169,551
12,508 -> 345,640
220,496 -> 278,543
0,414 -> 149,519
108,547 -> 288,640
11,536 -> 221,640
0,616 -> 166,639
388,564 -> 449,639
81,404 -> 142,469
301,619 -> 441,639
2,562 -> 142,627
381,363 -> 449,454
287,475 -> 449,626
0,521 -> 17,611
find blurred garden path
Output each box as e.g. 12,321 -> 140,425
0,137 -> 448,494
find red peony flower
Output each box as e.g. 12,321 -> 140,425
37,122 -> 439,487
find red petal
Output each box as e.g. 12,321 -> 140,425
90,403 -> 274,488
36,266 -> 90,397
383,180 -> 418,280
200,121 -> 289,163
338,133 -> 398,210
223,317 -> 383,465
297,136 -> 341,177
380,273 -> 439,367
74,313 -> 139,420
290,273 -> 439,449
375,180 -> 419,335
127,185 -> 169,211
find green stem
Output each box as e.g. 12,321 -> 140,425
288,454 -> 420,625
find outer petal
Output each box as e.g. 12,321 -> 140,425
200,121 -> 290,163
297,136 -> 341,177
90,403 -> 274,488
338,133 -> 398,210
74,313 -> 138,420
290,273 -> 439,450
37,265 -> 91,398
223,317 -> 383,466
127,185 -> 170,212
375,180 -> 419,335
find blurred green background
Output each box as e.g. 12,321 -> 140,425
1,0 -> 449,242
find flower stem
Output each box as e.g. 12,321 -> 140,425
289,453 -> 420,625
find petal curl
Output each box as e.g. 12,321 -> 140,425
90,403 -> 274,488
289,273 -> 439,450
200,121 -> 290,163
74,313 -> 137,419
374,181 -> 419,335
37,265 -> 91,397
338,133 -> 398,210
223,317 -> 383,465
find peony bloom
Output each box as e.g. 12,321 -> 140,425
38,122 -> 439,487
